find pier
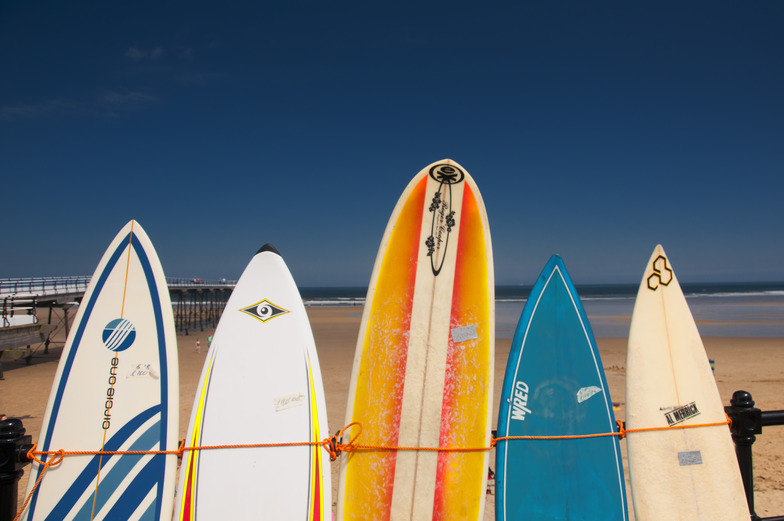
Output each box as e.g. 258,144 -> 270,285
167,278 -> 235,334
0,277 -> 235,373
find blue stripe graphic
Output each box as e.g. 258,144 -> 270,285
138,498 -> 157,520
43,406 -> 161,520
132,232 -> 171,521
71,420 -> 162,520
106,456 -> 164,520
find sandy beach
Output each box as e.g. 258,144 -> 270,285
3,305 -> 783,519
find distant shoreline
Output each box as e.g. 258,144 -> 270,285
300,281 -> 784,304
300,289 -> 784,339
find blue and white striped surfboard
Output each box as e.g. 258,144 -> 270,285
20,220 -> 179,521
495,255 -> 628,521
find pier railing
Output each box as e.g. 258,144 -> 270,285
1,276 -> 237,344
166,277 -> 236,287
0,277 -> 237,297
0,277 -> 91,298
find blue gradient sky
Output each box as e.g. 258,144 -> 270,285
2,2 -> 782,286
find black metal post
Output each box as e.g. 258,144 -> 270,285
725,390 -> 763,521
0,418 -> 32,521
761,410 -> 784,428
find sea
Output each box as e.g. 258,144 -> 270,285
300,282 -> 784,339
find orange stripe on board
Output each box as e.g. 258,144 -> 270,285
120,220 -> 135,318
343,175 -> 427,521
433,184 -> 490,520
92,221 -> 136,520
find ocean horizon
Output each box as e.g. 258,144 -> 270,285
300,282 -> 784,339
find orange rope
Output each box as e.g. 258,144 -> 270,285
15,416 -> 733,519
617,414 -> 732,439
20,416 -> 735,463
494,422 -> 623,446
30,438 -> 329,459
493,416 -> 731,445
13,444 -> 65,521
21,416 -> 734,463
320,422 -> 360,460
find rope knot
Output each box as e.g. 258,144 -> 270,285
177,439 -> 186,459
322,422 -> 362,461
616,420 -> 627,439
26,443 -> 65,468
323,436 -> 341,461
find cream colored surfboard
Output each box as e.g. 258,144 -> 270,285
20,220 -> 179,521
337,159 -> 494,521
626,245 -> 748,520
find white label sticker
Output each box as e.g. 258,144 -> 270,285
274,392 -> 306,412
664,402 -> 701,426
451,324 -> 478,343
127,364 -> 159,379
678,450 -> 703,466
576,386 -> 602,403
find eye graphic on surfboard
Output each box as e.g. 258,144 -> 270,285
102,318 -> 137,352
240,299 -> 290,322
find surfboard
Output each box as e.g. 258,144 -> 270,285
20,220 -> 179,521
337,159 -> 494,521
626,245 -> 749,520
495,255 -> 628,521
175,244 -> 330,520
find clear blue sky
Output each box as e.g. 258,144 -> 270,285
2,2 -> 782,286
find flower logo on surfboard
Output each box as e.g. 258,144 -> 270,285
102,318 -> 137,352
426,163 -> 464,276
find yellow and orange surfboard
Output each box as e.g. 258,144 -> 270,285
338,160 -> 494,521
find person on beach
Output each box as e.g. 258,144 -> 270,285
195,339 -> 201,353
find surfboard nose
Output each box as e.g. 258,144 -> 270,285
257,243 -> 280,255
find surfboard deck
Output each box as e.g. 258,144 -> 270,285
626,245 -> 748,520
337,159 -> 494,521
175,244 -> 330,520
20,220 -> 179,521
495,255 -> 628,521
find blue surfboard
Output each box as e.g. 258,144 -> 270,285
495,255 -> 628,521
